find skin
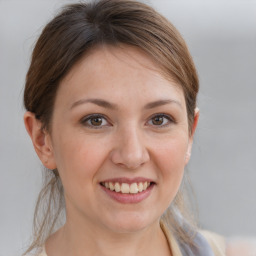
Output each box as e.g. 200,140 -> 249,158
24,45 -> 199,256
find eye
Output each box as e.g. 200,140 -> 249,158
81,114 -> 110,128
147,114 -> 174,127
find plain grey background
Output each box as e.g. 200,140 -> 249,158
0,0 -> 255,255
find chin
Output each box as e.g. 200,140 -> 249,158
104,211 -> 157,234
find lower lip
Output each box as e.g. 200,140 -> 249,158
101,184 -> 154,204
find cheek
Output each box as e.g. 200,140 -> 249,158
52,137 -> 109,211
52,135 -> 107,187
154,135 -> 188,170
153,135 -> 188,192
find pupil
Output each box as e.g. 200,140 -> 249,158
91,117 -> 102,126
153,116 -> 163,125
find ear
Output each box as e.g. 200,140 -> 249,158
185,108 -> 199,164
24,111 -> 56,170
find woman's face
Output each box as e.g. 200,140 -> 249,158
47,45 -> 196,234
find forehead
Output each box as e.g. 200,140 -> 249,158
64,44 -> 169,81
57,44 -> 185,108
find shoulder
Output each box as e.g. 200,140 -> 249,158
161,219 -> 226,255
200,230 -> 226,256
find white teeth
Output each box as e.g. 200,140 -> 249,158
103,181 -> 151,194
130,183 -> 139,194
109,182 -> 114,191
138,182 -> 143,192
104,182 -> 109,189
114,183 -> 121,192
121,183 -> 130,193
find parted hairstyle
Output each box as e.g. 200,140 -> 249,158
23,0 -> 199,254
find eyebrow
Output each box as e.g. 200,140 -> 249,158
144,99 -> 182,109
70,98 -> 118,110
70,98 -> 182,110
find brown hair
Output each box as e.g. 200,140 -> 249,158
23,0 -> 199,254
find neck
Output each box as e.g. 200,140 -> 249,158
46,215 -> 171,256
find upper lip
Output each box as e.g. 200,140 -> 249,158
100,177 -> 155,184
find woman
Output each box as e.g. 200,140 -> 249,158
23,0 -> 226,255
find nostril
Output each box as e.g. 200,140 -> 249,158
109,133 -> 150,169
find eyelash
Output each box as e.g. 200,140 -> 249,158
80,113 -> 175,129
80,114 -> 110,129
147,113 -> 175,128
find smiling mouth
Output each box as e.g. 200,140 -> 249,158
100,181 -> 153,194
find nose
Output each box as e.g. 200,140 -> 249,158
110,126 -> 150,170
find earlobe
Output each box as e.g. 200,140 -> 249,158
24,111 -> 56,170
185,108 -> 200,164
